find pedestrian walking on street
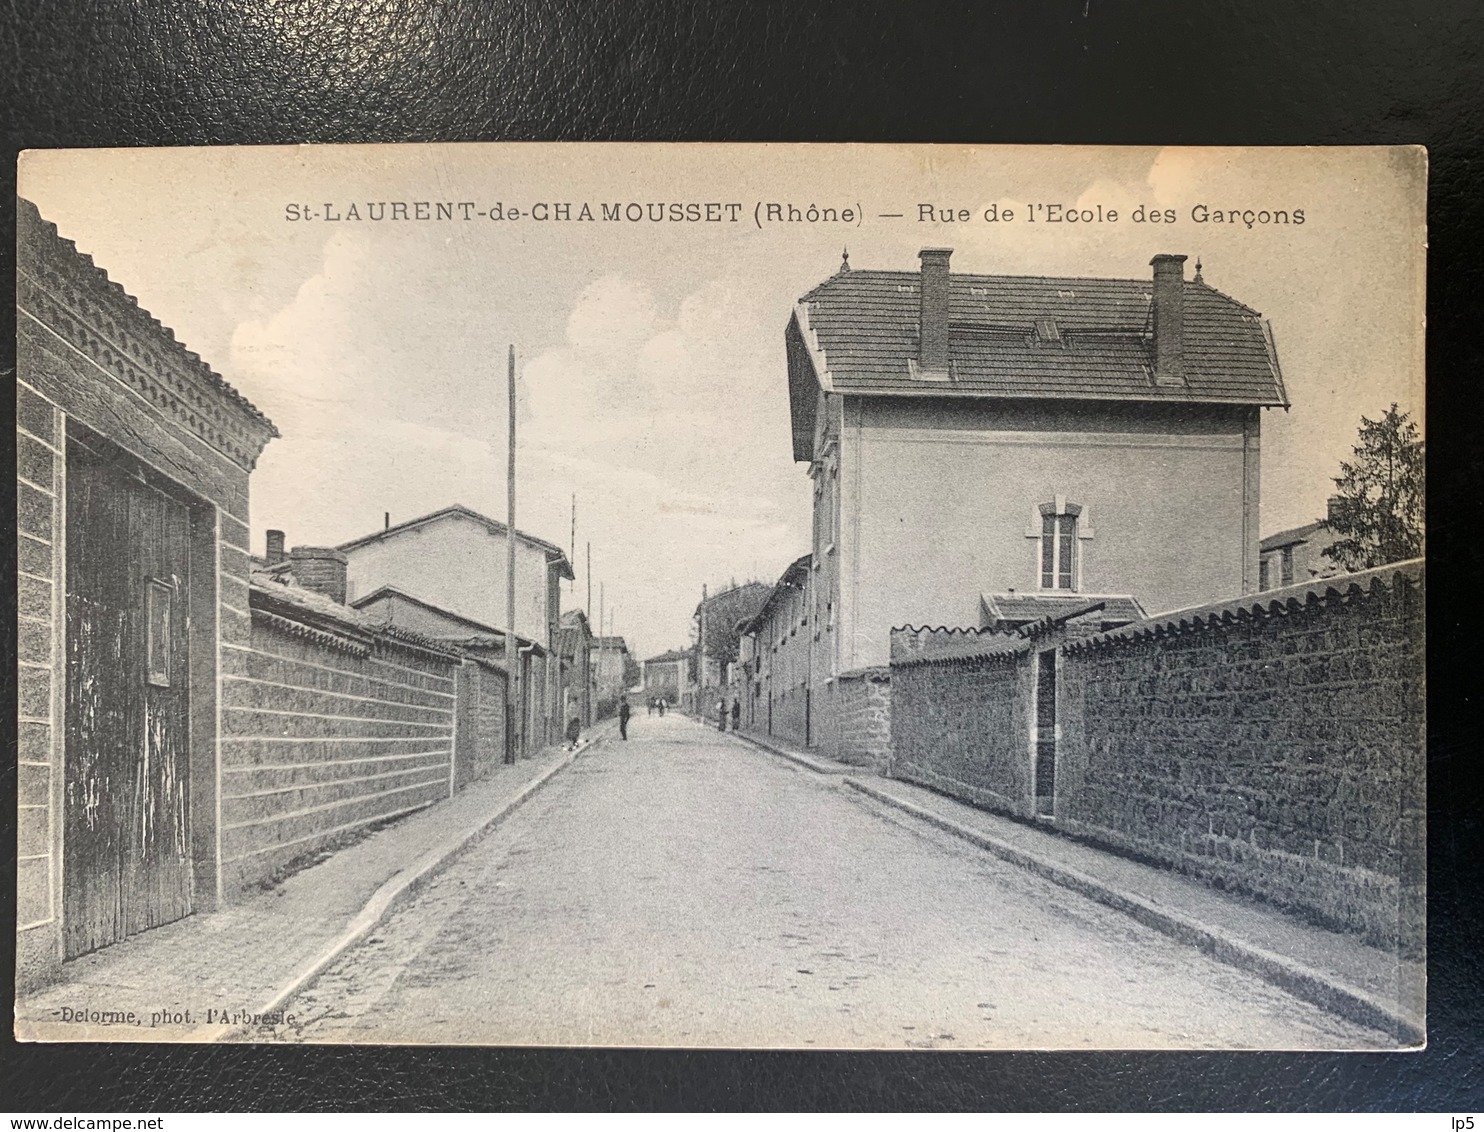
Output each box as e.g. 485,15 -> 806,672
730,698 -> 740,732
658,698 -> 666,717
717,697 -> 727,732
619,694 -> 631,740
647,698 -> 653,716
565,714 -> 582,751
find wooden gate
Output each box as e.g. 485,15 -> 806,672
64,427 -> 194,958
1034,649 -> 1058,818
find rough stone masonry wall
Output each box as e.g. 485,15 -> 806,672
1058,572 -> 1425,953
220,620 -> 457,896
455,659 -> 507,788
835,668 -> 893,770
891,652 -> 1034,816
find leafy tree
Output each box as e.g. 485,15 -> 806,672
1322,404 -> 1424,571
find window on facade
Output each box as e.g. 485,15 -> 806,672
1280,546 -> 1294,587
1040,508 -> 1079,591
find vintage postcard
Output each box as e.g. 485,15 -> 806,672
14,143 -> 1425,1049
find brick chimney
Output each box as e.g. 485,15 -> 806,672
1149,253 -> 1188,386
289,545 -> 348,604
265,529 -> 286,565
918,248 -> 954,375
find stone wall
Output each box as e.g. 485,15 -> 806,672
891,650 -> 1033,815
835,668 -> 893,769
220,609 -> 459,897
888,563 -> 1425,952
455,659 -> 507,788
1059,564 -> 1424,953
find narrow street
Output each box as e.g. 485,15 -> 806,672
275,714 -> 1389,1049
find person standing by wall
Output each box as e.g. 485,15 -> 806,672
619,694 -> 631,740
717,697 -> 727,732
730,698 -> 740,733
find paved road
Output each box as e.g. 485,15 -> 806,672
276,714 -> 1389,1049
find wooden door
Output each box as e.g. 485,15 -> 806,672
1034,650 -> 1058,818
64,429 -> 194,958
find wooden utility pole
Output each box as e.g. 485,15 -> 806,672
598,581 -> 605,717
698,582 -> 708,717
504,345 -> 518,764
569,493 -> 576,593
585,541 -> 593,724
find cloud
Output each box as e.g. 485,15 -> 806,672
230,241 -> 809,658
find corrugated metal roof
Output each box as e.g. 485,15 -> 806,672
798,268 -> 1287,406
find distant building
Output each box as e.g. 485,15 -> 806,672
738,555 -> 813,744
783,247 -> 1289,766
692,581 -> 771,704
334,505 -> 574,749
558,610 -> 596,727
1260,498 -> 1347,590
590,636 -> 631,717
643,649 -> 691,705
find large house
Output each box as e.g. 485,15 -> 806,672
335,505 -> 575,750
782,247 -> 1289,766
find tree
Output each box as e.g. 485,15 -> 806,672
1322,404 -> 1424,572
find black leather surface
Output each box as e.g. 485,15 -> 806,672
3,0 -> 1482,1112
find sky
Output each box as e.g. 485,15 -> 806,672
19,144 -> 1426,660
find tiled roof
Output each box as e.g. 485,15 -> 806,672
19,200 -> 279,434
351,585 -> 504,636
795,268 -> 1287,407
1260,519 -> 1329,552
337,504 -> 575,579
249,574 -> 460,660
645,649 -> 692,664
739,555 -> 812,636
18,200 -> 279,471
981,592 -> 1147,629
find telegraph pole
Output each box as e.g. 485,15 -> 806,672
598,581 -> 606,718
504,345 -> 519,764
698,582 -> 707,718
570,494 -> 576,595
